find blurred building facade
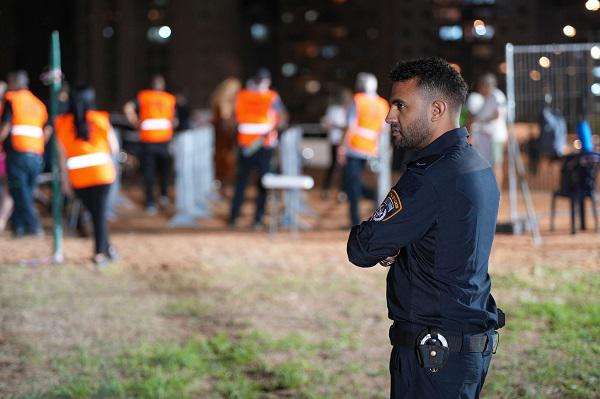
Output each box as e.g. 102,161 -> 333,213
1,0 -> 599,120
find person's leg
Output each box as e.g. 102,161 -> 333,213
76,185 -> 110,256
343,156 -> 363,226
156,143 -> 171,199
254,147 -> 273,224
23,155 -> 42,233
322,144 -> 338,192
229,151 -> 251,225
389,345 -> 418,399
6,156 -> 26,235
141,143 -> 157,208
0,179 -> 14,232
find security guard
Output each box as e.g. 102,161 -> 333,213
347,58 -> 502,399
55,86 -> 118,265
124,74 -> 176,215
228,69 -> 287,228
338,73 -> 390,226
0,71 -> 51,237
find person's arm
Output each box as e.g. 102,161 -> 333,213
336,100 -> 357,165
347,172 -> 438,267
43,125 -> 53,143
107,125 -> 120,155
0,101 -> 12,142
272,95 -> 288,128
56,141 -> 73,198
123,99 -> 138,127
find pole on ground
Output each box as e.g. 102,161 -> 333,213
49,31 -> 63,262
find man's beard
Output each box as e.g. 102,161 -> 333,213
392,114 -> 432,150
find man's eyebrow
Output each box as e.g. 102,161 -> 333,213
390,99 -> 406,106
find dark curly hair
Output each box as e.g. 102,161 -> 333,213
389,57 -> 468,112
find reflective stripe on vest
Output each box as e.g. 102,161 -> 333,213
238,122 -> 274,135
351,126 -> 379,140
140,118 -> 172,131
12,125 -> 44,138
66,152 -> 112,170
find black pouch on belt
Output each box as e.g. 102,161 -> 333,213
416,329 -> 450,373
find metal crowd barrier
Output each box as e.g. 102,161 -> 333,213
169,126 -> 215,227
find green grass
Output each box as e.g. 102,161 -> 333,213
482,268 -> 600,399
16,332 -> 331,399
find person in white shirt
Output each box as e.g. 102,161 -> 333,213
467,74 -> 508,190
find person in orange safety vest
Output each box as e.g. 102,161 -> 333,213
228,68 -> 287,228
56,86 -> 119,265
338,73 -> 390,226
123,74 -> 177,215
0,71 -> 52,237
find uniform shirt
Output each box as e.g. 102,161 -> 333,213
0,100 -> 50,155
347,128 -> 500,333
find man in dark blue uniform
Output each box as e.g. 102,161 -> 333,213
347,57 -> 502,398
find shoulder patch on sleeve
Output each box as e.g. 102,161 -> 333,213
370,188 -> 403,222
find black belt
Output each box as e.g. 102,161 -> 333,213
389,322 -> 498,353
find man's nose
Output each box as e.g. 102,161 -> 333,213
385,108 -> 397,124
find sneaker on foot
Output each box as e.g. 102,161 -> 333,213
145,205 -> 158,216
93,253 -> 111,267
158,196 -> 169,209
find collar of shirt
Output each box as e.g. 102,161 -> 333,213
409,127 -> 468,163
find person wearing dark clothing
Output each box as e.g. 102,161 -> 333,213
228,69 -> 287,228
0,70 -> 51,237
347,57 -> 502,399
55,87 -> 119,265
123,75 -> 176,214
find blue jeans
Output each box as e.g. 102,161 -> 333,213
343,155 -> 376,226
7,152 -> 43,235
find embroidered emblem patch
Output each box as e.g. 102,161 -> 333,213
371,189 -> 403,222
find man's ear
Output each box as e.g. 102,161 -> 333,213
430,100 -> 447,122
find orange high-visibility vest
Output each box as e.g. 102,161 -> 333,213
345,93 -> 390,158
55,110 -> 116,189
5,90 -> 48,154
137,90 -> 176,143
235,89 -> 279,149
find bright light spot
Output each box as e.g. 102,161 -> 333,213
592,66 -> 600,78
439,25 -> 463,41
158,26 -> 171,39
591,83 -> 600,96
473,19 -> 485,28
281,62 -> 298,77
563,25 -> 576,37
529,70 -> 541,81
305,10 -> 319,22
102,26 -> 114,38
591,46 -> 600,59
475,25 -> 487,35
449,63 -> 461,73
498,62 -> 507,74
281,12 -> 294,23
574,139 -> 582,150
302,147 -> 315,160
305,80 -> 321,94
585,0 -> 600,11
539,56 -> 551,68
250,23 -> 268,42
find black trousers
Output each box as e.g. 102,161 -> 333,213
75,184 -> 111,256
229,147 -> 273,224
322,144 -> 340,191
389,326 -> 495,399
140,142 -> 170,206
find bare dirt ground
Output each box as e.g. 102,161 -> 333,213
0,185 -> 598,397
